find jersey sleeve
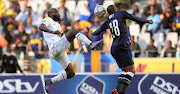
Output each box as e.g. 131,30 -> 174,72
41,17 -> 50,27
92,19 -> 108,35
122,11 -> 149,23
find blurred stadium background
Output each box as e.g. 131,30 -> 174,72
0,0 -> 180,94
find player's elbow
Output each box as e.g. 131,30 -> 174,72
39,24 -> 44,31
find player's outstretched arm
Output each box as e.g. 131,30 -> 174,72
123,11 -> 153,24
92,19 -> 108,35
39,24 -> 60,34
92,28 -> 102,35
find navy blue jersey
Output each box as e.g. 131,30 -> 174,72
93,11 -> 149,50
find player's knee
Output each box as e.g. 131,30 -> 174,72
129,68 -> 135,74
70,29 -> 79,35
126,70 -> 135,74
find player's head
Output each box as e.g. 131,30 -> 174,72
107,5 -> 117,15
48,8 -> 61,21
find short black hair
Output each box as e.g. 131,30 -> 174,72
47,8 -> 57,17
107,5 -> 116,15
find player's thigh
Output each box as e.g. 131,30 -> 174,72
111,47 -> 134,69
56,52 -> 71,70
51,35 -> 71,57
64,29 -> 77,43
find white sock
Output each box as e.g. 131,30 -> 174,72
126,72 -> 134,78
121,71 -> 126,75
51,72 -> 67,84
75,33 -> 92,45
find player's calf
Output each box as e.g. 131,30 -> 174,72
66,70 -> 75,79
65,29 -> 103,50
116,72 -> 134,94
65,63 -> 75,79
65,29 -> 92,45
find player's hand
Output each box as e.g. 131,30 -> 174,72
148,20 -> 153,24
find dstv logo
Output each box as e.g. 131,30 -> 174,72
80,82 -> 99,94
0,79 -> 39,93
76,76 -> 105,94
150,76 -> 180,94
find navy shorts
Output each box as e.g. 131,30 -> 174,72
111,46 -> 134,68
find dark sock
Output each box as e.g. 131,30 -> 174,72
116,74 -> 133,94
116,73 -> 126,93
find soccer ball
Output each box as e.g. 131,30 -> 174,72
94,5 -> 106,18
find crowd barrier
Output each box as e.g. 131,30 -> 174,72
0,73 -> 179,94
35,52 -> 180,73
134,58 -> 180,72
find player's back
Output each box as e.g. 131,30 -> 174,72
107,11 -> 131,50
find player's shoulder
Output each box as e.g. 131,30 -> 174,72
115,10 -> 127,14
42,17 -> 52,21
113,11 -> 124,16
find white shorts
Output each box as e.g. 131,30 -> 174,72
50,35 -> 71,69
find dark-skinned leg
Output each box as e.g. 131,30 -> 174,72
124,65 -> 135,74
64,29 -> 103,50
117,65 -> 135,94
114,67 -> 126,94
121,67 -> 126,72
64,29 -> 92,45
65,63 -> 75,79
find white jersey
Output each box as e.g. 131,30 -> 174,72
41,17 -> 63,50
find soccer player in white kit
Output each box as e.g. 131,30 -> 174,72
39,8 -> 103,93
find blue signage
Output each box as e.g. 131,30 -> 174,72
76,76 -> 105,94
126,74 -> 180,94
44,74 -> 118,94
0,73 -> 179,94
0,75 -> 44,94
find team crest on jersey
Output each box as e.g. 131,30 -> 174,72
76,76 -> 105,94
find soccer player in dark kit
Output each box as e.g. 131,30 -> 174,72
92,5 -> 153,94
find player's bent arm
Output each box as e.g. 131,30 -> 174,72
39,24 -> 54,33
